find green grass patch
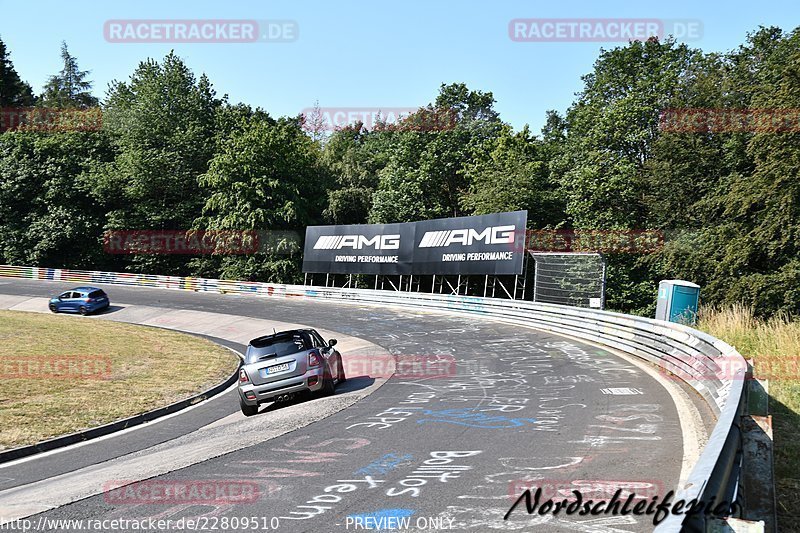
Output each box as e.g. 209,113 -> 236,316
0,310 -> 239,450
698,305 -> 800,529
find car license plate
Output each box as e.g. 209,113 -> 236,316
262,363 -> 290,376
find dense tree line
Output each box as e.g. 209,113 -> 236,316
0,28 -> 798,317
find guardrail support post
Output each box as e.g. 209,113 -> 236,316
740,375 -> 775,532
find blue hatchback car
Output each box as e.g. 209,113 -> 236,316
49,287 -> 110,315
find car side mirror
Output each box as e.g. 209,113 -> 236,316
329,339 -> 337,347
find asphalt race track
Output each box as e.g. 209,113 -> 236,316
0,278 -> 691,532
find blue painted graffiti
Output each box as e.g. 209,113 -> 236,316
355,453 -> 413,477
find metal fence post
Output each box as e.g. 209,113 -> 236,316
600,255 -> 607,310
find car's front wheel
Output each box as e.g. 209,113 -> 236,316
49,303 -> 58,313
337,356 -> 347,384
240,398 -> 258,417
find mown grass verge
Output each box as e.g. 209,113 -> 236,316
0,310 -> 239,449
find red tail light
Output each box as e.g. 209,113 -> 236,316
308,351 -> 321,368
239,369 -> 249,383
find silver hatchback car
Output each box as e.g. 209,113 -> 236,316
237,328 -> 346,416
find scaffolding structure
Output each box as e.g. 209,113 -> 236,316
304,251 -> 532,300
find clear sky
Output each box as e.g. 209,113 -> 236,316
1,0 -> 797,133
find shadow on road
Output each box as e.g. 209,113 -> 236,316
94,305 -> 125,315
257,375 -> 376,415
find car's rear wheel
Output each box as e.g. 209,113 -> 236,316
79,306 -> 88,316
49,303 -> 58,313
320,365 -> 336,396
240,398 -> 258,417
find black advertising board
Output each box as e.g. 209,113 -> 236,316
410,211 -> 528,275
302,211 -> 528,276
302,223 -> 414,275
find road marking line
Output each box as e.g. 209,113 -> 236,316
600,387 -> 644,395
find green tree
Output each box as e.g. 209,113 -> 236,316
462,124 -> 564,226
647,27 -> 799,317
558,38 -> 700,229
0,38 -> 34,107
321,123 -> 393,224
39,42 -> 99,109
0,131 -> 114,268
556,38 -> 702,313
370,83 -> 503,223
197,114 -> 330,282
86,52 -> 220,275
711,28 -> 800,316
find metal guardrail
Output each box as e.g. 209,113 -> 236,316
0,265 -> 750,531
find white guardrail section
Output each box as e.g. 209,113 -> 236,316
0,265 -> 747,532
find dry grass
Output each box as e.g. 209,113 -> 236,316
0,310 -> 239,450
698,305 -> 800,527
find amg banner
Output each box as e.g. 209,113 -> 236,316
302,211 -> 528,276
411,211 -> 527,275
302,222 -> 414,275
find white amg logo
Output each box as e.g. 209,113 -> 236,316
418,226 -> 516,248
313,234 -> 401,250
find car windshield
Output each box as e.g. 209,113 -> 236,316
245,334 -> 306,363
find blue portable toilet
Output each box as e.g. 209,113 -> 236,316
655,280 -> 700,325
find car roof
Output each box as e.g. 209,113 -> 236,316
69,286 -> 104,293
249,328 -> 315,347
